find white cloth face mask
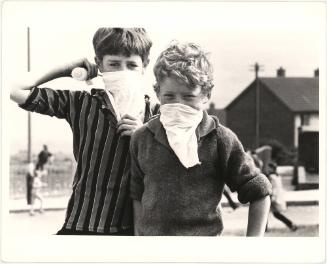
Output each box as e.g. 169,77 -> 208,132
102,71 -> 145,120
160,103 -> 203,168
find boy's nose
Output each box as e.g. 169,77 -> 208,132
120,63 -> 128,71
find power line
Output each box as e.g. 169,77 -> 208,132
250,62 -> 264,148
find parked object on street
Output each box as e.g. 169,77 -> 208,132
298,128 -> 319,173
293,127 -> 319,190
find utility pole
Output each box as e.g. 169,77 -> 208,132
250,62 -> 264,149
27,27 -> 32,163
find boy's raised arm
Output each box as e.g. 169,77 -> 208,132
10,58 -> 97,105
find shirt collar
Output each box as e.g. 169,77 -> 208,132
197,110 -> 218,138
146,110 -> 218,150
91,88 -> 118,121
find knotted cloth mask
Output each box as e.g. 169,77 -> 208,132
160,103 -> 203,168
102,71 -> 144,120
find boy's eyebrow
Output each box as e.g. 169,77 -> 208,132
126,60 -> 141,64
181,92 -> 197,96
106,59 -> 140,64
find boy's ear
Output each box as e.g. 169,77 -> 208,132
203,91 -> 211,103
94,56 -> 102,71
94,56 -> 99,65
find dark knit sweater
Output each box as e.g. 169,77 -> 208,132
130,111 -> 272,236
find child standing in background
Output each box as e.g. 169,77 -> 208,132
130,42 -> 272,236
266,162 -> 298,231
29,168 -> 45,216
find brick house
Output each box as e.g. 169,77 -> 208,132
224,68 -> 319,151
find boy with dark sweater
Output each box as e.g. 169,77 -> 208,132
10,28 -> 152,235
130,42 -> 272,236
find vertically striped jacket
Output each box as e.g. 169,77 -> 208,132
19,87 -> 138,233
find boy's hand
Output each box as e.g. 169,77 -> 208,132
117,114 -> 143,136
66,58 -> 98,80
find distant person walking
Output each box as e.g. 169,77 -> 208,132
266,162 -> 298,232
36,145 -> 52,170
143,94 -> 160,123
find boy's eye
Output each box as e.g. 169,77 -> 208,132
183,95 -> 196,100
109,63 -> 119,67
128,63 -> 139,68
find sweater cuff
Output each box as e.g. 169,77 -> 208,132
237,174 -> 272,204
18,87 -> 39,111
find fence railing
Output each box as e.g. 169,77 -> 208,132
10,157 -> 75,199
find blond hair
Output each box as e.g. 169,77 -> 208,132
153,41 -> 214,94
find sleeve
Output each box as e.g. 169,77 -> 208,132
224,132 -> 272,204
18,87 -> 82,123
129,133 -> 145,201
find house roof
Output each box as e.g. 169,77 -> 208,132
260,77 -> 319,112
225,77 -> 319,112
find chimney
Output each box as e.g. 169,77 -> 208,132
314,68 -> 319,78
277,67 -> 285,77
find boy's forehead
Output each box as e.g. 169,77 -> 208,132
102,54 -> 142,62
160,77 -> 202,95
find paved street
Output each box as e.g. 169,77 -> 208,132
221,205 -> 319,236
5,205 -> 319,236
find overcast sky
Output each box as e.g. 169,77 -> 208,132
2,1 -> 325,155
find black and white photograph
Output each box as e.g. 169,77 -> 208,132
1,1 -> 326,263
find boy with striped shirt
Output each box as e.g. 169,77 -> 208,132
10,28 -> 153,235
